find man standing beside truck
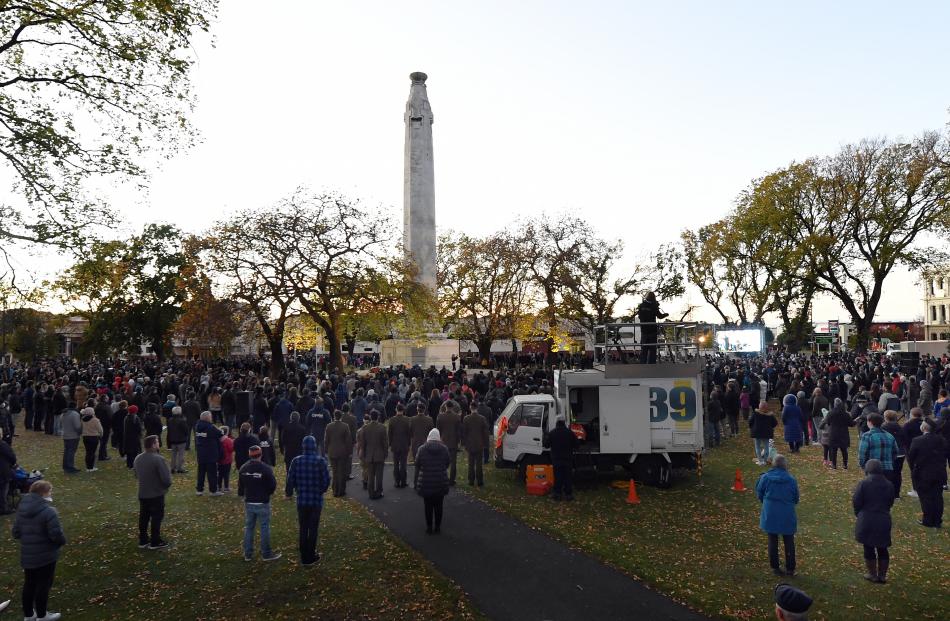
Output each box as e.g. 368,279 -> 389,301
543,414 -> 579,501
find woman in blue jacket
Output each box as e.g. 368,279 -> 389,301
781,394 -> 804,453
756,454 -> 799,577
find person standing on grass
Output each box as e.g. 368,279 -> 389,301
823,398 -> 853,470
166,406 -> 189,474
880,410 -> 907,498
410,402 -> 434,463
60,402 -> 81,474
852,459 -> 894,584
280,411 -> 307,473
324,410 -> 352,497
123,405 -> 143,469
80,404 -> 103,472
461,402 -> 490,486
907,419 -> 947,528
195,411 -> 223,496
781,394 -> 804,454
858,413 -> 898,483
749,401 -> 777,466
0,438 -> 16,515
12,479 -> 65,621
94,394 -> 112,462
414,428 -> 450,534
755,454 -> 799,577
285,435 -> 331,566
218,426 -> 235,493
238,445 -> 281,562
133,435 -> 172,550
233,422 -> 260,473
544,414 -> 579,501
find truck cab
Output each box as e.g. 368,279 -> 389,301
494,322 -> 706,488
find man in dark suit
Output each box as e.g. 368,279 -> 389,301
387,404 -> 412,488
461,406 -> 490,486
324,410 -> 352,497
907,419 -> 948,528
436,400 -> 462,486
359,411 -> 389,499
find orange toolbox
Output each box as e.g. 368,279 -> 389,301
525,464 -> 554,496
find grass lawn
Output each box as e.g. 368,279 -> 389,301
0,432 -> 482,621
464,424 -> 950,621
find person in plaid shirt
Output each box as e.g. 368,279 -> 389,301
285,435 -> 330,565
858,413 -> 898,473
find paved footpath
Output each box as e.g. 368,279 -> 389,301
351,464 -> 709,621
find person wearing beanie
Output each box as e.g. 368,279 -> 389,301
285,436 -> 330,565
238,444 -> 280,561
773,583 -> 812,621
80,406 -> 103,472
123,405 -> 144,469
755,454 -> 799,576
852,458 -> 894,583
543,414 -> 579,501
414,428 -> 450,534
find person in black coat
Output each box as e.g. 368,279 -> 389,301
823,398 -> 853,470
852,459 -> 894,583
123,406 -> 143,469
0,439 -> 16,514
907,420 -> 947,528
881,410 -> 908,498
279,412 -> 307,471
232,422 -> 260,472
543,415 -> 579,501
414,428 -> 450,534
748,401 -> 777,465
144,404 -> 163,448
636,291 -> 668,364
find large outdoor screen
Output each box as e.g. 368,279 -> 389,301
715,329 -> 763,354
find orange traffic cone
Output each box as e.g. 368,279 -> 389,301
626,479 -> 640,504
731,468 -> 748,492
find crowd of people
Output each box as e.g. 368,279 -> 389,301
3,347 -> 948,619
0,354 -> 552,619
704,350 -> 950,584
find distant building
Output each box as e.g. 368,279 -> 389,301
924,275 -> 950,340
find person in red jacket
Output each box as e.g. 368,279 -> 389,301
218,426 -> 235,493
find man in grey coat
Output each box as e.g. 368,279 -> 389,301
133,435 -> 172,549
60,402 -> 82,474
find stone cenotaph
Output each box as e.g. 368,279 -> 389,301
379,72 -> 458,369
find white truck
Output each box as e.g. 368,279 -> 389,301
886,341 -> 949,357
494,323 -> 705,488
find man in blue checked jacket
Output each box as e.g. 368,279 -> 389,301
858,413 -> 898,473
285,435 -> 330,566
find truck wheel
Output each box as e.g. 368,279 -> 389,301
633,455 -> 672,489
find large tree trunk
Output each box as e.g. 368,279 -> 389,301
326,320 -> 345,374
476,337 -> 492,367
268,335 -> 285,380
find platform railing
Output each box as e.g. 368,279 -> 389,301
593,322 -> 705,368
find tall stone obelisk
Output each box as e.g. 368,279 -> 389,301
380,72 -> 458,369
403,71 -> 437,290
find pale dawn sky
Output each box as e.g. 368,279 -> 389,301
26,1 -> 950,325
